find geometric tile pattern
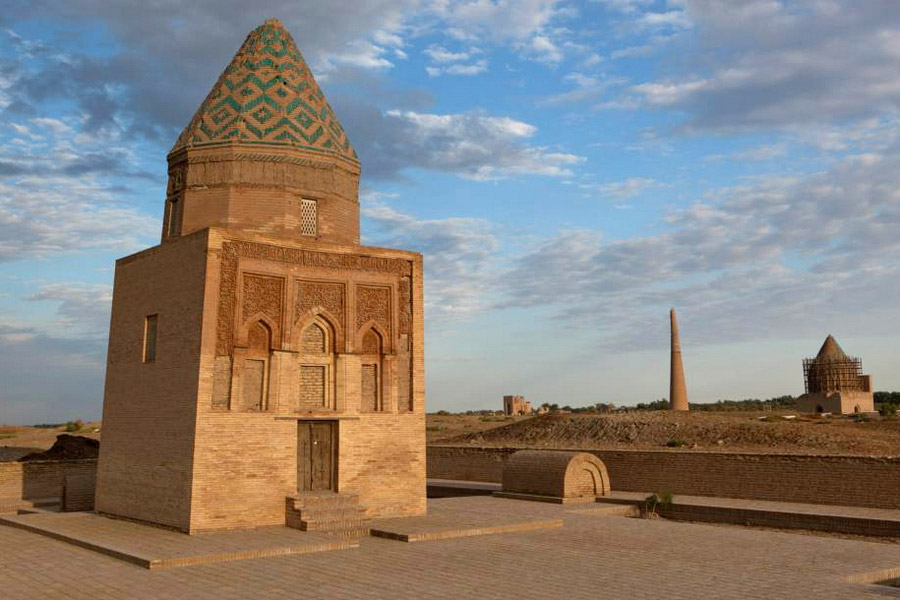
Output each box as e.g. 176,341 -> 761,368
171,19 -> 357,163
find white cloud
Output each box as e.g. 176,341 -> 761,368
0,117 -> 157,262
581,177 -> 660,200
28,282 -> 112,337
426,59 -> 488,77
362,201 -> 499,319
529,35 -> 564,64
539,72 -> 626,106
499,148 -> 900,348
430,0 -> 565,42
377,110 -> 584,180
424,45 -> 478,63
622,0 -> 900,131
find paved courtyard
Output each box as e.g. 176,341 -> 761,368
3,496 -> 900,599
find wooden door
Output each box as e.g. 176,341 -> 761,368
297,421 -> 335,492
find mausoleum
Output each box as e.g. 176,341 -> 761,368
95,19 -> 426,533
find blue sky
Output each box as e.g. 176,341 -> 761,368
1,0 -> 899,423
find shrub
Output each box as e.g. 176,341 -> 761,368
878,403 -> 898,417
643,491 -> 674,518
64,419 -> 84,432
665,440 -> 687,448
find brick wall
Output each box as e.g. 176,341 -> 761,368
95,231 -> 209,531
427,445 -> 900,510
0,460 -> 97,504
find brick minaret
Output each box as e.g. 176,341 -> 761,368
669,308 -> 689,411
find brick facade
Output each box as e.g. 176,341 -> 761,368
95,20 -> 426,533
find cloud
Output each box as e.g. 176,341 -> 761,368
424,45 -> 479,63
362,201 -> 499,319
2,0 -> 421,138
705,143 -> 789,162
0,323 -> 105,424
28,282 -> 112,337
0,117 -> 158,262
430,0 -> 565,42
341,108 -> 584,180
426,59 -> 488,77
581,176 -> 660,200
624,0 -> 900,131
499,147 -> 900,349
539,72 -> 626,106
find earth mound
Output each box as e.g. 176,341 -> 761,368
441,412 -> 900,455
19,434 -> 100,461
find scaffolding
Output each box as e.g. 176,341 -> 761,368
803,356 -> 865,394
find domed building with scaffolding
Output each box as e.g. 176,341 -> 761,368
797,335 -> 874,415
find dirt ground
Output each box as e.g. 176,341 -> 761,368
428,412 -> 900,456
4,412 -> 899,459
0,422 -> 101,461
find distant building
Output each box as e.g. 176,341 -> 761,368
536,405 -> 550,415
669,309 -> 689,411
503,395 -> 532,416
797,335 -> 874,414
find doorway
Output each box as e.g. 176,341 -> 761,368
297,421 -> 336,492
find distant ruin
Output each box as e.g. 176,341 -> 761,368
503,395 -> 532,416
797,335 -> 874,414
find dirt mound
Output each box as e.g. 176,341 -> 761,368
443,412 -> 900,455
19,434 -> 100,461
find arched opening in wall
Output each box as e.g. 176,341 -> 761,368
360,328 -> 383,412
572,467 -> 600,498
237,320 -> 271,411
298,319 -> 335,411
854,405 -> 861,413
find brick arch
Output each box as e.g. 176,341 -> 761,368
355,319 -> 390,354
293,309 -> 341,353
237,312 -> 279,349
501,450 -> 610,501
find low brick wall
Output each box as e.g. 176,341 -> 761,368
0,460 -> 98,506
427,446 -> 900,510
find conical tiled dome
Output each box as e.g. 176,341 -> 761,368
816,335 -> 847,361
171,19 -> 357,163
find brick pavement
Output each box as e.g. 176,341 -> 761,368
3,496 -> 900,599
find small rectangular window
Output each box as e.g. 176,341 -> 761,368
167,198 -> 181,237
301,199 -> 317,237
143,314 -> 158,363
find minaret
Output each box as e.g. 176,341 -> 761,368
669,308 -> 689,411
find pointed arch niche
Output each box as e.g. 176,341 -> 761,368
232,319 -> 273,411
296,315 -> 338,411
359,323 -> 387,412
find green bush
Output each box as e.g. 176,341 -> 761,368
878,403 -> 898,417
665,440 -> 687,448
64,419 -> 84,433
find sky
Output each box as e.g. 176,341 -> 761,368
1,0 -> 899,424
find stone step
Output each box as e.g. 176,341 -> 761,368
321,526 -> 371,539
300,517 -> 369,532
296,507 -> 367,522
289,493 -> 359,509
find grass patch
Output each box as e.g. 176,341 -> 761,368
0,434 -> 16,439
